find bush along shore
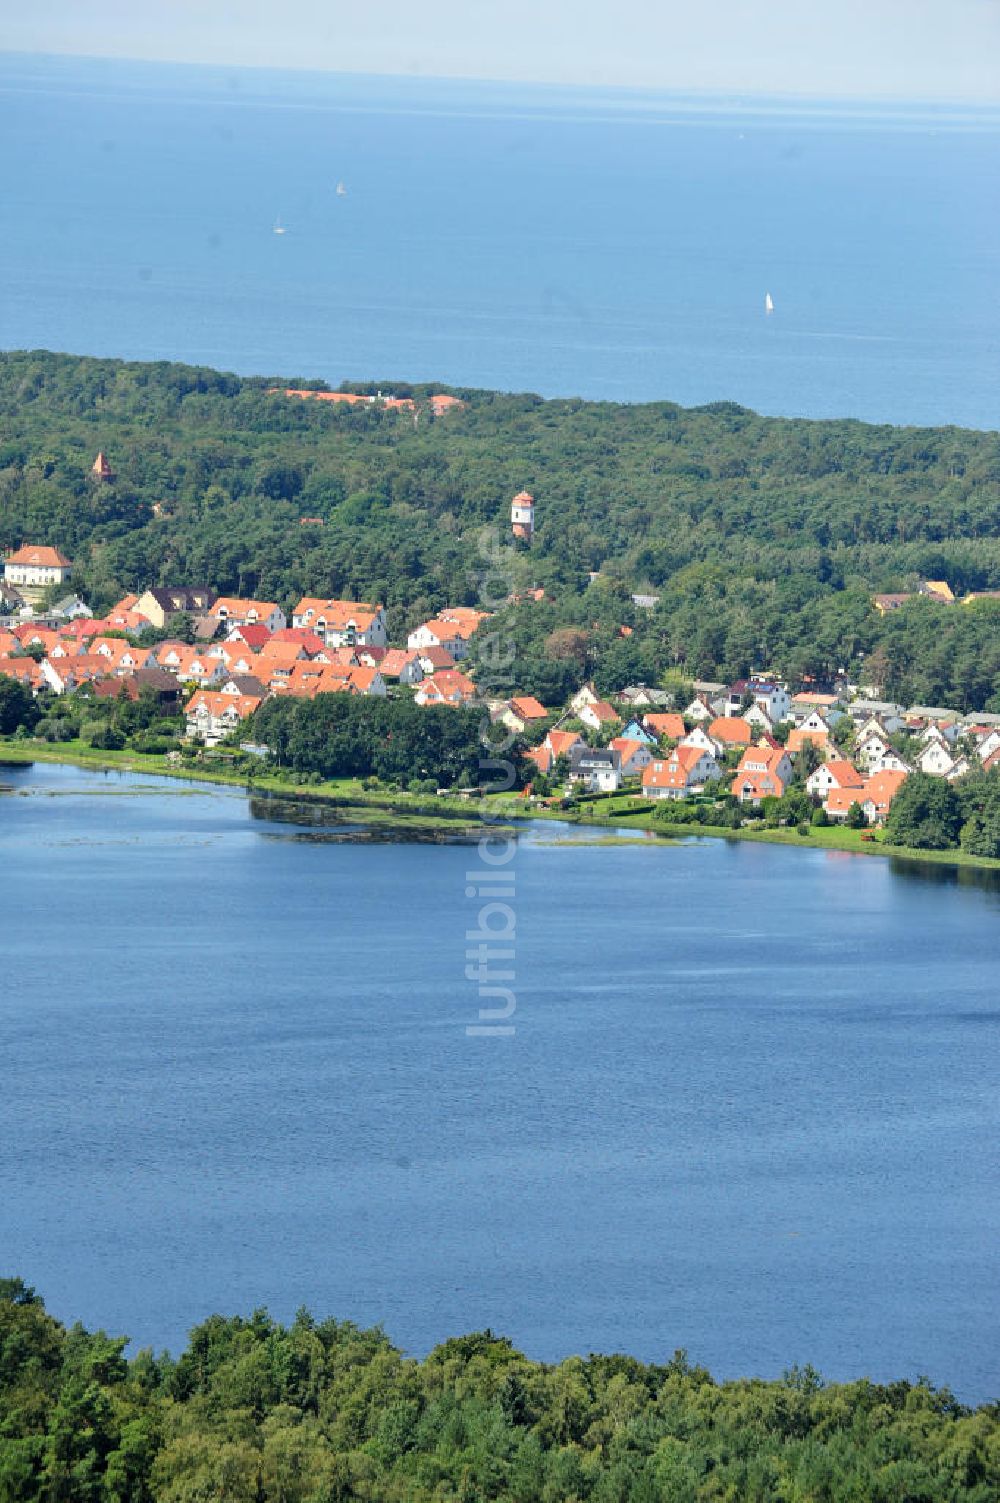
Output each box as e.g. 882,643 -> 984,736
4,739 -> 1000,873
0,1280 -> 997,1503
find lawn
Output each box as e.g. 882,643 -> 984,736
5,740 -> 1000,871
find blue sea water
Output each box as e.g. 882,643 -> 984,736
1,763 -> 998,1399
1,52 -> 999,427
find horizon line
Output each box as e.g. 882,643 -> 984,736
3,48 -> 1000,113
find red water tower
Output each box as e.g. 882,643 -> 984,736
511,490 -> 535,541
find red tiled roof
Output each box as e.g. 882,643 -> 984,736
787,727 -> 829,754
6,545 -> 72,568
292,598 -> 382,632
732,745 -> 790,801
259,640 -> 305,663
545,730 -> 583,759
642,746 -> 709,790
267,627 -> 325,652
379,649 -> 419,676
229,623 -> 272,649
510,695 -> 548,720
864,769 -> 908,812
609,737 -> 649,764
417,645 -> 456,670
211,597 -> 280,620
823,759 -> 865,789
417,670 -> 476,705
709,716 -> 752,745
644,713 -> 685,740
526,745 -> 553,774
185,689 -> 261,718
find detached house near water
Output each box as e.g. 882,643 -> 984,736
642,745 -> 721,800
732,746 -> 794,805
569,745 -> 622,793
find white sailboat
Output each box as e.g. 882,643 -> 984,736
273,217 -> 287,236
764,291 -> 774,314
335,181 -> 347,197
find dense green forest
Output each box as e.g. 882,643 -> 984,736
1,1281 -> 997,1503
3,349 -> 1000,708
251,696 -> 524,789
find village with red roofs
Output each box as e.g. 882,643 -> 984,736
3,488 -> 999,828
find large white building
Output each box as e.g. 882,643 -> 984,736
290,597 -> 388,648
4,545 -> 73,601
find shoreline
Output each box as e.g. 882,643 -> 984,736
4,739 -> 1000,873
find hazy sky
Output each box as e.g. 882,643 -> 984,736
5,0 -> 1000,101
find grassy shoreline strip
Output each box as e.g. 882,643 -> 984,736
3,739 -> 1000,872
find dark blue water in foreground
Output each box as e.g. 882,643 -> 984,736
2,54 -> 999,427
1,762 -> 998,1399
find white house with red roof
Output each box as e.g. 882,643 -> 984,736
977,729 -> 1000,763
805,759 -> 865,801
226,623 -> 273,651
732,746 -> 794,805
569,683 -> 600,714
679,725 -> 719,756
861,770 -> 908,823
185,689 -> 262,745
709,716 -> 753,749
291,598 -> 388,648
578,699 -> 619,733
415,645 -> 456,675
39,654 -> 109,694
407,613 -> 483,661
642,745 -> 720,799
502,696 -> 549,733
609,737 -> 654,778
378,648 -> 424,685
414,670 -> 477,707
211,597 -> 287,632
207,642 -> 261,676
826,770 -> 908,825
544,729 -> 585,764
4,545 -> 73,600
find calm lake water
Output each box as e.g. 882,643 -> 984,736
2,54 -> 1000,427
1,761 -> 998,1399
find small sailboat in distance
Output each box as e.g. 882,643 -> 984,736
335,181 -> 347,197
764,291 -> 774,314
273,216 -> 287,236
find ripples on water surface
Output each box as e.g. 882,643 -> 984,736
2,55 -> 999,426
1,763 -> 998,1398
